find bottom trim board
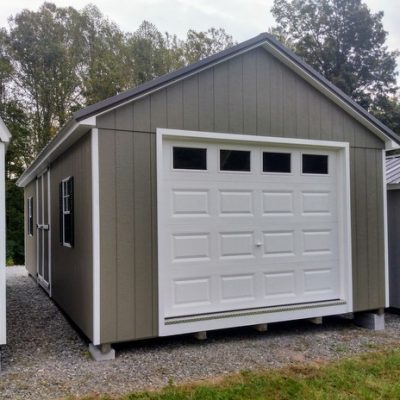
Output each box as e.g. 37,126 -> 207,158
165,300 -> 347,325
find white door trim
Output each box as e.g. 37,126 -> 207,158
157,128 -> 353,336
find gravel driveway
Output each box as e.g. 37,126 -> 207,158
2,266 -> 400,399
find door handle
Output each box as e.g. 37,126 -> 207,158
255,241 -> 262,247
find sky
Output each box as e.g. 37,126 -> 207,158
0,0 -> 399,56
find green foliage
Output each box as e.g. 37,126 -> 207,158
79,348 -> 400,399
183,28 -> 235,65
1,2 -> 235,265
271,0 -> 399,111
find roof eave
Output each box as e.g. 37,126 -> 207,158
16,118 -> 95,187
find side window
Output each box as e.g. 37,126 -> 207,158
220,150 -> 251,172
263,152 -> 291,173
173,147 -> 207,170
27,197 -> 34,236
59,177 -> 74,247
302,154 -> 328,174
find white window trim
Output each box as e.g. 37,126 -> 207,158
157,128 -> 353,337
27,197 -> 34,236
61,176 -> 73,248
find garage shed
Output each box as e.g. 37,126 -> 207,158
386,155 -> 400,308
0,117 -> 11,350
17,33 -> 399,359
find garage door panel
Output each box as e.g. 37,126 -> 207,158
161,138 -> 343,318
219,231 -> 255,259
219,190 -> 254,216
220,274 -> 256,303
262,190 -> 295,215
262,231 -> 296,257
172,233 -> 211,262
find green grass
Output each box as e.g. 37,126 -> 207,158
82,348 -> 400,400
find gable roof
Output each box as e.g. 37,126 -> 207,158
386,155 -> 400,185
17,32 -> 400,187
74,32 -> 400,145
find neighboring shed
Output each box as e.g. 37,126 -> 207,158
17,33 -> 400,360
0,118 -> 11,351
386,155 -> 400,308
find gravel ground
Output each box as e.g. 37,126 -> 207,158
2,266 -> 400,400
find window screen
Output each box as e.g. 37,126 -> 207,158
302,154 -> 328,174
59,177 -> 74,247
263,152 -> 291,173
173,147 -> 207,170
27,197 -> 34,236
220,150 -> 251,171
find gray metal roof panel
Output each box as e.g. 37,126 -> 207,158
386,156 -> 400,184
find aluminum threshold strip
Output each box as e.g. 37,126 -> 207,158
165,299 -> 346,325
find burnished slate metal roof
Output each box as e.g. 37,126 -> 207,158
17,32 -> 400,187
387,155 -> 400,185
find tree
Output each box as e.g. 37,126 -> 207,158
7,2 -> 85,155
80,5 -> 134,105
271,0 -> 399,110
183,28 -> 235,64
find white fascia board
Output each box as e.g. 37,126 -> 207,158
16,118 -> 96,187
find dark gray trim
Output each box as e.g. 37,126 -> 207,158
74,32 -> 400,145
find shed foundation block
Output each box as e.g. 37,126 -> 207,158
308,317 -> 323,325
89,343 -> 115,361
253,323 -> 268,332
354,311 -> 385,331
193,331 -> 207,341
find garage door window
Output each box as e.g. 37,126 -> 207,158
173,147 -> 207,170
302,154 -> 328,174
263,152 -> 291,173
220,150 -> 251,172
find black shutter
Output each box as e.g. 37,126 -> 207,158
59,182 -> 63,244
69,177 -> 74,247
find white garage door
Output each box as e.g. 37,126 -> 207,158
159,134 -> 344,320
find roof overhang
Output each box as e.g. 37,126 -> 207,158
16,118 -> 95,187
17,33 -> 400,187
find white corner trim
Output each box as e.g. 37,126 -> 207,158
91,128 -> 101,345
0,144 -> 6,344
383,150 -> 389,307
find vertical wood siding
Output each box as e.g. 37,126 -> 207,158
96,46 -> 386,343
24,180 -> 37,277
50,134 -> 93,340
388,190 -> 400,307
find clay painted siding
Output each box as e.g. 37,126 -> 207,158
50,133 -> 93,340
97,46 -> 385,343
